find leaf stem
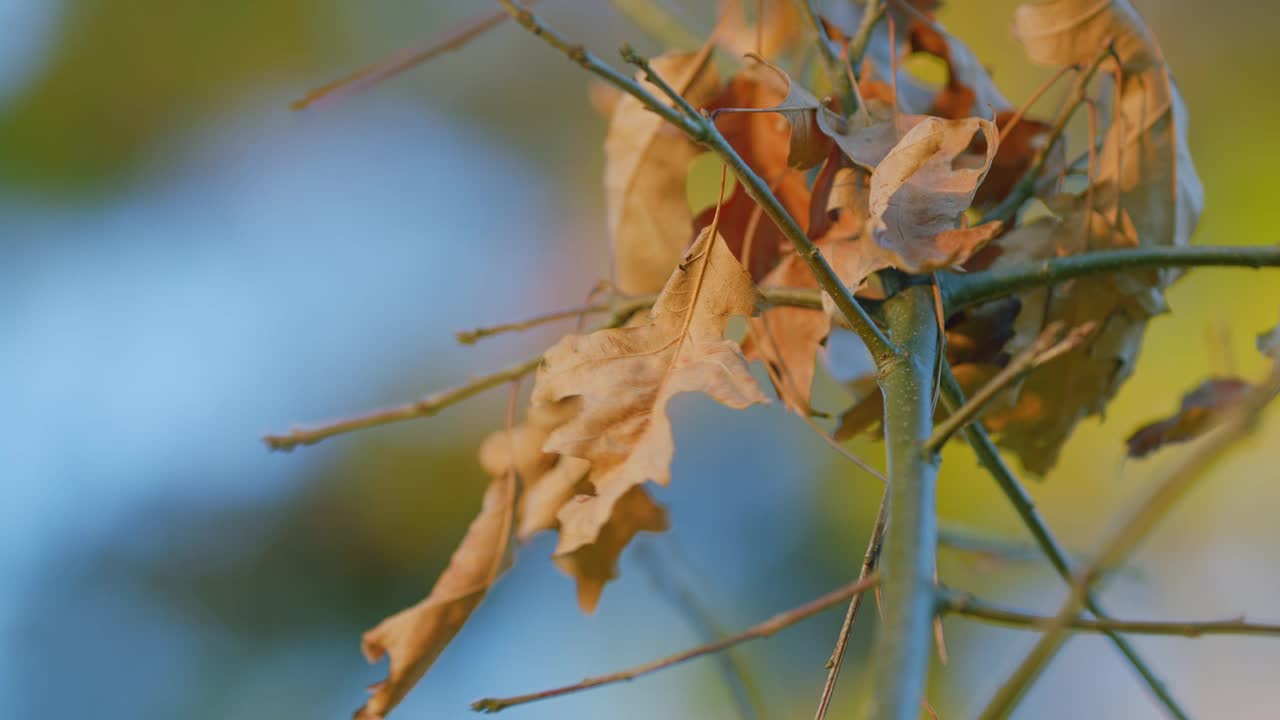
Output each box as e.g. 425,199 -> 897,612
938,364 -> 1191,720
943,245 -> 1280,313
470,574 -> 880,714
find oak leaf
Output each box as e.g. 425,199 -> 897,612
606,48 -> 721,294
530,228 -> 768,605
355,470 -> 517,719
981,0 -> 1205,473
553,485 -> 669,612
477,398 -> 588,541
830,116 -> 1003,288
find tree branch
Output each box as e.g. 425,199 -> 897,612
937,363 -> 1192,720
926,322 -> 1093,452
262,355 -> 543,452
940,590 -> 1280,638
978,364 -> 1280,719
943,245 -> 1280,313
496,0 -> 897,363
471,574 -> 880,714
866,284 -> 941,720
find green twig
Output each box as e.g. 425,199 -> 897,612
938,364 -> 1192,719
943,245 -> 1280,313
977,365 -> 1280,719
940,590 -> 1280,638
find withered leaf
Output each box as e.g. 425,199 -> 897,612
985,0 -> 1205,473
1126,378 -> 1252,458
356,471 -> 517,719
606,48 -> 721,294
478,398 -> 588,541
553,485 -> 669,612
827,117 -> 1003,289
747,59 -> 837,170
530,228 -> 767,603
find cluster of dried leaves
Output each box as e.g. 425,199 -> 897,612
298,1 -> 1224,717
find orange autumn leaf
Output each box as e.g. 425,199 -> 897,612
553,485 -> 669,612
355,470 -> 516,719
529,228 -> 767,604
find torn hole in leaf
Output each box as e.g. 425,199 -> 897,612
686,152 -> 739,216
902,52 -> 948,90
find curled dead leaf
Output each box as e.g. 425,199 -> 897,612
981,0 -> 1205,473
355,471 -> 517,719
530,228 -> 767,604
553,486 -> 669,612
1126,378 -> 1252,458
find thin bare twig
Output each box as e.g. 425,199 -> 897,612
292,5 -> 529,111
635,541 -> 763,720
814,489 -> 889,720
927,322 -> 1095,451
263,355 -> 542,452
941,590 -> 1280,638
471,574 -> 881,713
456,304 -> 611,344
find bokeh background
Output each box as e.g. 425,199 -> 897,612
3,1 -> 1278,718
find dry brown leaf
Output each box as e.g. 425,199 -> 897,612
747,59 -> 837,170
1126,378 -> 1252,458
530,228 -> 767,603
606,48 -> 721,294
553,485 -> 669,612
718,0 -> 805,59
696,65 -> 813,280
824,116 -> 1002,289
746,246 -> 831,414
980,0 -> 1205,473
478,398 -> 589,541
356,471 -> 517,719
